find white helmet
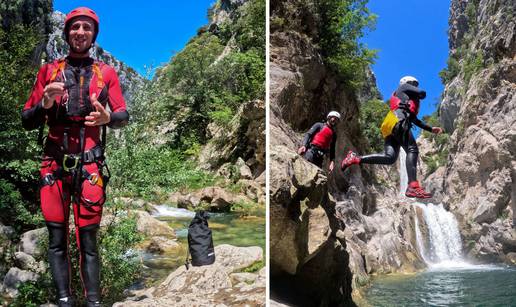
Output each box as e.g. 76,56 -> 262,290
327,111 -> 341,119
399,76 -> 419,86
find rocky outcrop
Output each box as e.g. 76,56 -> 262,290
199,99 -> 266,178
168,186 -> 255,212
114,244 -> 265,307
424,0 -> 516,262
0,227 -> 47,299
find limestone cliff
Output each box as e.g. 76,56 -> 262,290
422,0 -> 516,262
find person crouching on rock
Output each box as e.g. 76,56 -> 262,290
341,76 -> 443,199
21,7 -> 129,307
298,111 -> 340,172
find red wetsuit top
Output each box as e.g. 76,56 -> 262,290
22,56 -> 129,153
388,83 -> 432,132
302,122 -> 337,161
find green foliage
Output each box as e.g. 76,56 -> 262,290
0,179 -> 43,233
316,0 -> 377,89
220,0 -> 265,56
239,259 -> 264,273
421,112 -> 450,175
230,200 -> 259,217
97,210 -> 143,304
465,0 -> 479,28
0,25 -> 43,231
209,105 -> 234,126
439,56 -> 460,84
359,99 -> 390,152
108,144 -> 217,201
12,271 -> 54,307
463,51 -> 484,84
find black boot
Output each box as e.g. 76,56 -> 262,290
78,224 -> 101,305
57,296 -> 75,307
47,222 -> 72,303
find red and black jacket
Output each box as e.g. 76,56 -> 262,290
22,56 -> 129,153
302,122 -> 337,161
389,83 -> 432,132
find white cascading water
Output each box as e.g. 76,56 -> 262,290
399,148 -> 467,267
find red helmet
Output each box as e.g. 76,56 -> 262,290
64,7 -> 100,44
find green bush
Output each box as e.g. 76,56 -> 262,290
359,99 -> 390,152
108,145 -> 217,201
0,24 -> 44,232
12,271 -> 54,307
463,51 -> 484,84
439,56 -> 460,84
316,0 -> 377,89
421,112 -> 450,175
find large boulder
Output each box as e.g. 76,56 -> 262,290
113,244 -> 265,306
145,236 -> 180,254
2,267 -> 39,298
18,227 -> 47,258
133,211 -> 176,238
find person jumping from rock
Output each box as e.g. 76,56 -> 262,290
21,7 -> 129,307
298,111 -> 340,172
341,76 -> 443,198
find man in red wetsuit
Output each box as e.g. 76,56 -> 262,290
341,76 -> 442,199
298,111 -> 340,171
21,7 -> 128,307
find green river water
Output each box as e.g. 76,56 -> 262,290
365,265 -> 516,306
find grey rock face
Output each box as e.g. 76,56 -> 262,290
199,99 -> 265,178
426,0 -> 516,262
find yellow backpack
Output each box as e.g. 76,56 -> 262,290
380,110 -> 399,138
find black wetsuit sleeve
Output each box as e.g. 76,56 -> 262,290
397,83 -> 426,100
21,103 -> 47,130
412,116 -> 433,132
330,132 -> 336,161
108,110 -> 129,129
302,123 -> 323,147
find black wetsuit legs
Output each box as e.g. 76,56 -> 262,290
79,224 -> 101,303
47,222 -> 71,299
304,147 -> 324,168
360,127 -> 419,182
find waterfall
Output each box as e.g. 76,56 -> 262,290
399,147 -> 467,267
413,203 -> 466,266
399,148 -> 408,196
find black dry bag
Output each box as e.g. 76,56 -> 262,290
186,210 -> 215,268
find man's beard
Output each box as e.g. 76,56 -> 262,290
69,39 -> 91,54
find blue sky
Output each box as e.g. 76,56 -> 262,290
54,0 -> 215,76
362,0 -> 450,121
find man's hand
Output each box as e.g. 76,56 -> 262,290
298,146 -> 307,155
328,161 -> 335,172
42,82 -> 65,109
85,94 -> 110,126
432,127 -> 443,134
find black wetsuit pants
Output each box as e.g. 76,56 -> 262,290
360,125 -> 419,183
304,146 -> 325,168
